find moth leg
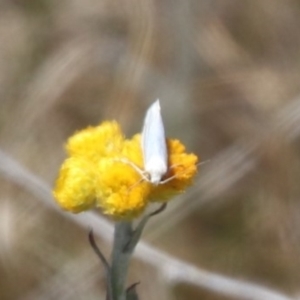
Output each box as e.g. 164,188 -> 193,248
117,158 -> 150,182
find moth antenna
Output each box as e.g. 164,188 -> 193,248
197,159 -> 210,166
159,158 -> 207,185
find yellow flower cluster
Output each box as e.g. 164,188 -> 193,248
53,121 -> 198,219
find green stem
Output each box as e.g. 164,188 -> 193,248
110,221 -> 133,300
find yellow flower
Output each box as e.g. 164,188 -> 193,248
53,157 -> 97,213
66,121 -> 124,161
95,158 -> 151,219
53,121 -> 198,220
148,139 -> 198,202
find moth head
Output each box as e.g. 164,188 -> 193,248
149,172 -> 163,185
145,158 -> 168,185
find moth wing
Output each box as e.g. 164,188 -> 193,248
142,100 -> 168,181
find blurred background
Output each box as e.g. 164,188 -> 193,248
1,0 -> 300,299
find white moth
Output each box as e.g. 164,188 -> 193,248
119,99 -> 179,185
122,100 -> 202,186
141,99 -> 168,185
